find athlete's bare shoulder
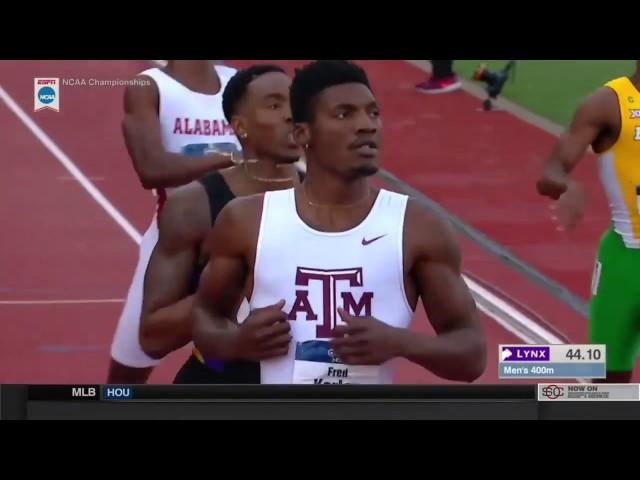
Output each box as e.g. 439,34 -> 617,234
573,86 -> 621,152
216,192 -> 265,227
205,192 -> 266,258
404,197 -> 461,268
400,197 -> 464,310
122,71 -> 159,114
582,86 -> 619,117
158,181 -> 211,247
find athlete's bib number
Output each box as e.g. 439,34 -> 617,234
181,142 -> 240,157
292,340 -> 382,384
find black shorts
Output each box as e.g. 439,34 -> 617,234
173,354 -> 260,384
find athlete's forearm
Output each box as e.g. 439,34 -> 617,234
394,327 -> 486,382
191,303 -> 240,361
544,140 -> 587,177
543,154 -> 571,178
140,295 -> 196,359
136,152 -> 233,189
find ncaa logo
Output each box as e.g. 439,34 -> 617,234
34,77 -> 60,112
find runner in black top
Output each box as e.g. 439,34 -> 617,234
138,64 -> 303,383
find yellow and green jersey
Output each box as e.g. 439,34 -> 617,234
598,77 -> 640,248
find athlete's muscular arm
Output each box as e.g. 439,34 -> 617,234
121,77 -> 233,189
537,87 -> 617,200
192,202 -> 247,360
192,197 -> 291,362
139,183 -> 210,359
331,201 -> 486,382
401,206 -> 486,381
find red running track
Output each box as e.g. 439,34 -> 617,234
1,60 -> 634,383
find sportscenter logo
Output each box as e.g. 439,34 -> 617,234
540,384 -> 564,399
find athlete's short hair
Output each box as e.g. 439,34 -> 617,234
222,64 -> 286,122
289,60 -> 372,123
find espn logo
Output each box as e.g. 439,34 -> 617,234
34,77 -> 59,112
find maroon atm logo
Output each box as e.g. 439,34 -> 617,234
287,267 -> 373,338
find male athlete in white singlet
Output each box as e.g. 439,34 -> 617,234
108,61 -> 240,383
192,61 -> 487,384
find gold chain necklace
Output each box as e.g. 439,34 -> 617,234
242,159 -> 297,183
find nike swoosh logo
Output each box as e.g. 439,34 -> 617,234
362,234 -> 386,246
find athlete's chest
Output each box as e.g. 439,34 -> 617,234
253,229 -> 404,337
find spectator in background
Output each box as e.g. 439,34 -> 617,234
416,60 -> 462,94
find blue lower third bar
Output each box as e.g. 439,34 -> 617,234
499,362 -> 606,379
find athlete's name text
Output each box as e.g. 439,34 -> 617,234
313,366 -> 351,384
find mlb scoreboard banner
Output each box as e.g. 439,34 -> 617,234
499,344 -> 606,379
4,385 -> 640,419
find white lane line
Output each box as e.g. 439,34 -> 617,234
0,299 -> 125,305
0,84 -> 142,245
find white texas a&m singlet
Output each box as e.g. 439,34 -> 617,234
250,188 -> 415,384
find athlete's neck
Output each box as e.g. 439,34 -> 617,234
165,61 -> 220,94
167,60 -> 214,76
302,165 -> 371,206
241,149 -> 299,182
